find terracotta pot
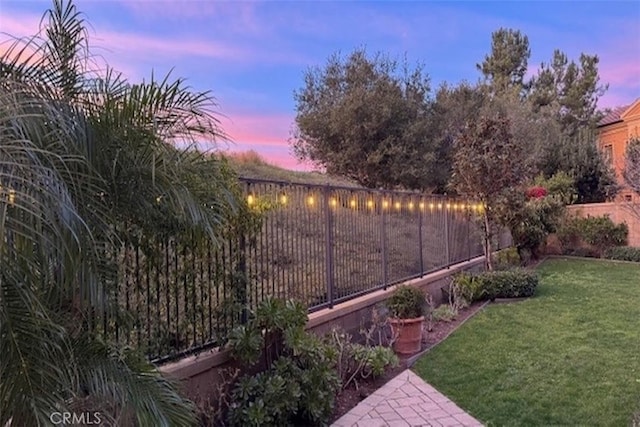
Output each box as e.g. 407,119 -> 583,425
389,316 -> 424,355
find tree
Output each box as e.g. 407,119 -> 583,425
529,49 -> 608,134
624,137 -> 640,194
534,128 -> 618,203
477,28 -> 530,94
527,49 -> 611,201
0,1 -> 237,424
451,115 -> 531,270
430,81 -> 487,192
291,49 -> 442,190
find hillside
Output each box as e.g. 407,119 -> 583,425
224,150 -> 359,187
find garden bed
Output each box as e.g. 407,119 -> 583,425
330,300 -> 487,422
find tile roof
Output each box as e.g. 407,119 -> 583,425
599,104 -> 630,127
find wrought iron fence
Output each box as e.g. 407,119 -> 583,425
100,178 -> 511,362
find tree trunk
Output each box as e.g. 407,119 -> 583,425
483,212 -> 493,271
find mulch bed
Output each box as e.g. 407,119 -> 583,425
330,301 -> 487,422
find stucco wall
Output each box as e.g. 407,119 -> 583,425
566,202 -> 640,247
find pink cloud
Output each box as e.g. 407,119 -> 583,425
222,113 -> 293,144
599,91 -> 639,109
213,111 -> 319,171
118,0 -> 265,37
599,56 -> 640,88
0,8 -> 309,85
0,11 -> 42,37
220,112 -> 299,166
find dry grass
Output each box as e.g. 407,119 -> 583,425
224,150 -> 357,186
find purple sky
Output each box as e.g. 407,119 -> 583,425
2,0 -> 639,170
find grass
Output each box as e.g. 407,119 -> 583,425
413,257 -> 640,426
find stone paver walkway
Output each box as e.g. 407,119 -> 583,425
331,370 -> 483,427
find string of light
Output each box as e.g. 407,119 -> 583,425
245,190 -> 485,212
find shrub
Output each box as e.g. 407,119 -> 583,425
533,171 -> 577,205
453,269 -> 539,301
497,182 -> 566,261
432,305 -> 458,322
493,247 -> 521,270
387,285 -> 426,318
603,246 -> 640,262
453,272 -> 484,303
327,328 -> 398,390
480,269 -> 539,299
227,299 -> 340,426
557,215 -> 628,256
526,186 -> 548,199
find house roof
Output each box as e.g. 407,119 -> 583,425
598,104 -> 630,127
598,98 -> 640,127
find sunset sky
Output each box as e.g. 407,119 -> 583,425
2,0 -> 639,170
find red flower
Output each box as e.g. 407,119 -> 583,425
526,186 -> 547,199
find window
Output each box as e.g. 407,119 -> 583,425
603,144 -> 613,165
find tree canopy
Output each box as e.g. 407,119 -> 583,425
477,28 -> 530,94
291,49 -> 443,190
529,49 -> 608,134
291,28 -> 612,201
450,113 -> 531,269
624,137 -> 640,195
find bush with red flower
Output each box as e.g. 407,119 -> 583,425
526,186 -> 548,199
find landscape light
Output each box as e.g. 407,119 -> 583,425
437,203 -> 443,210
429,202 -> 435,210
307,195 -> 315,206
247,194 -> 255,206
419,201 -> 425,210
280,193 -> 287,205
367,199 -> 374,209
330,198 -> 337,208
408,201 -> 414,210
446,203 -> 451,210
382,200 -> 389,209
8,189 -> 15,205
350,199 -> 357,209
394,201 -> 401,210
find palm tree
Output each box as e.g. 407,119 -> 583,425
0,1 -> 237,425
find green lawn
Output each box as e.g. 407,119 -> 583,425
413,258 -> 640,426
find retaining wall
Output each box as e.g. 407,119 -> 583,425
159,255 -> 485,403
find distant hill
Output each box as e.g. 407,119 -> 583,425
223,150 -> 358,187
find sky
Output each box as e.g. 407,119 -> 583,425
1,0 -> 639,170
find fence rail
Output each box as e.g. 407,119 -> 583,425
99,178 -> 511,363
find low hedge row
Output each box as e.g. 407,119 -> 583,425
455,268 -> 539,302
602,246 -> 640,262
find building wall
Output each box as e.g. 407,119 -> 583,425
598,101 -> 640,202
566,202 -> 640,247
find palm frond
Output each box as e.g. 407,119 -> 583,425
73,336 -> 197,427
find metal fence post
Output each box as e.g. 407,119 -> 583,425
323,186 -> 335,308
467,211 -> 471,261
444,202 -> 451,266
381,195 -> 388,288
418,205 -> 424,275
237,232 -> 248,324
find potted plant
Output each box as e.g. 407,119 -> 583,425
387,285 -> 426,355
